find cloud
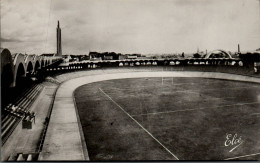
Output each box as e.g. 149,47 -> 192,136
1,37 -> 23,42
1,0 -> 260,55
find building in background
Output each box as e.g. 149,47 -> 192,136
56,21 -> 62,56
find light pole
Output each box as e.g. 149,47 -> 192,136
258,0 -> 260,48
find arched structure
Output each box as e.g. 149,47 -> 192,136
12,53 -> 26,87
2,47 -> 258,88
41,59 -> 45,67
25,55 -> 36,75
15,63 -> 26,87
205,49 -> 233,59
35,61 -> 40,73
1,48 -> 14,87
34,55 -> 41,74
26,61 -> 34,77
1,48 -> 63,87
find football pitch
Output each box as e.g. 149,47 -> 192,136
74,77 -> 260,160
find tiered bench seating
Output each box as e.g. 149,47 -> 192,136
1,84 -> 43,145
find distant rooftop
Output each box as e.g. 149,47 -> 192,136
41,53 -> 56,56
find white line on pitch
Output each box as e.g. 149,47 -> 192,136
224,152 -> 260,160
99,88 -> 179,160
251,113 -> 260,115
201,86 -> 259,91
174,90 -> 201,94
131,102 -> 260,117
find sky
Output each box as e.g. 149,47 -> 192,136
1,0 -> 260,55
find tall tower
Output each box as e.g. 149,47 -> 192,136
56,21 -> 62,56
238,44 -> 240,54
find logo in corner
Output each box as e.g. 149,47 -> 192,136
224,133 -> 244,152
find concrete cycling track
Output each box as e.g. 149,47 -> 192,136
38,71 -> 260,161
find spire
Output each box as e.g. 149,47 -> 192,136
56,20 -> 62,56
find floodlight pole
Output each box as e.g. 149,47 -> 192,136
259,0 -> 260,47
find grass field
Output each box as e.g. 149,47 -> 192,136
74,77 -> 260,160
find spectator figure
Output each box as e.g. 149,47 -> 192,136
254,67 -> 257,73
182,52 -> 185,58
11,105 -> 17,112
24,111 -> 30,120
44,117 -> 49,125
30,112 -> 36,124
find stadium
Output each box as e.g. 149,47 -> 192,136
1,0 -> 260,161
1,49 -> 260,160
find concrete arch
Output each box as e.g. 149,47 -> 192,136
1,48 -> 62,87
25,55 -> 35,73
26,61 -> 34,75
34,55 -> 42,69
205,49 -> 233,59
12,53 -> 26,87
35,60 -> 40,72
13,63 -> 26,87
41,59 -> 45,67
1,48 -> 14,87
13,53 -> 26,66
49,58 -> 53,65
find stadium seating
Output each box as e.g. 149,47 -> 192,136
8,153 -> 39,161
1,84 -> 43,145
53,65 -> 259,84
